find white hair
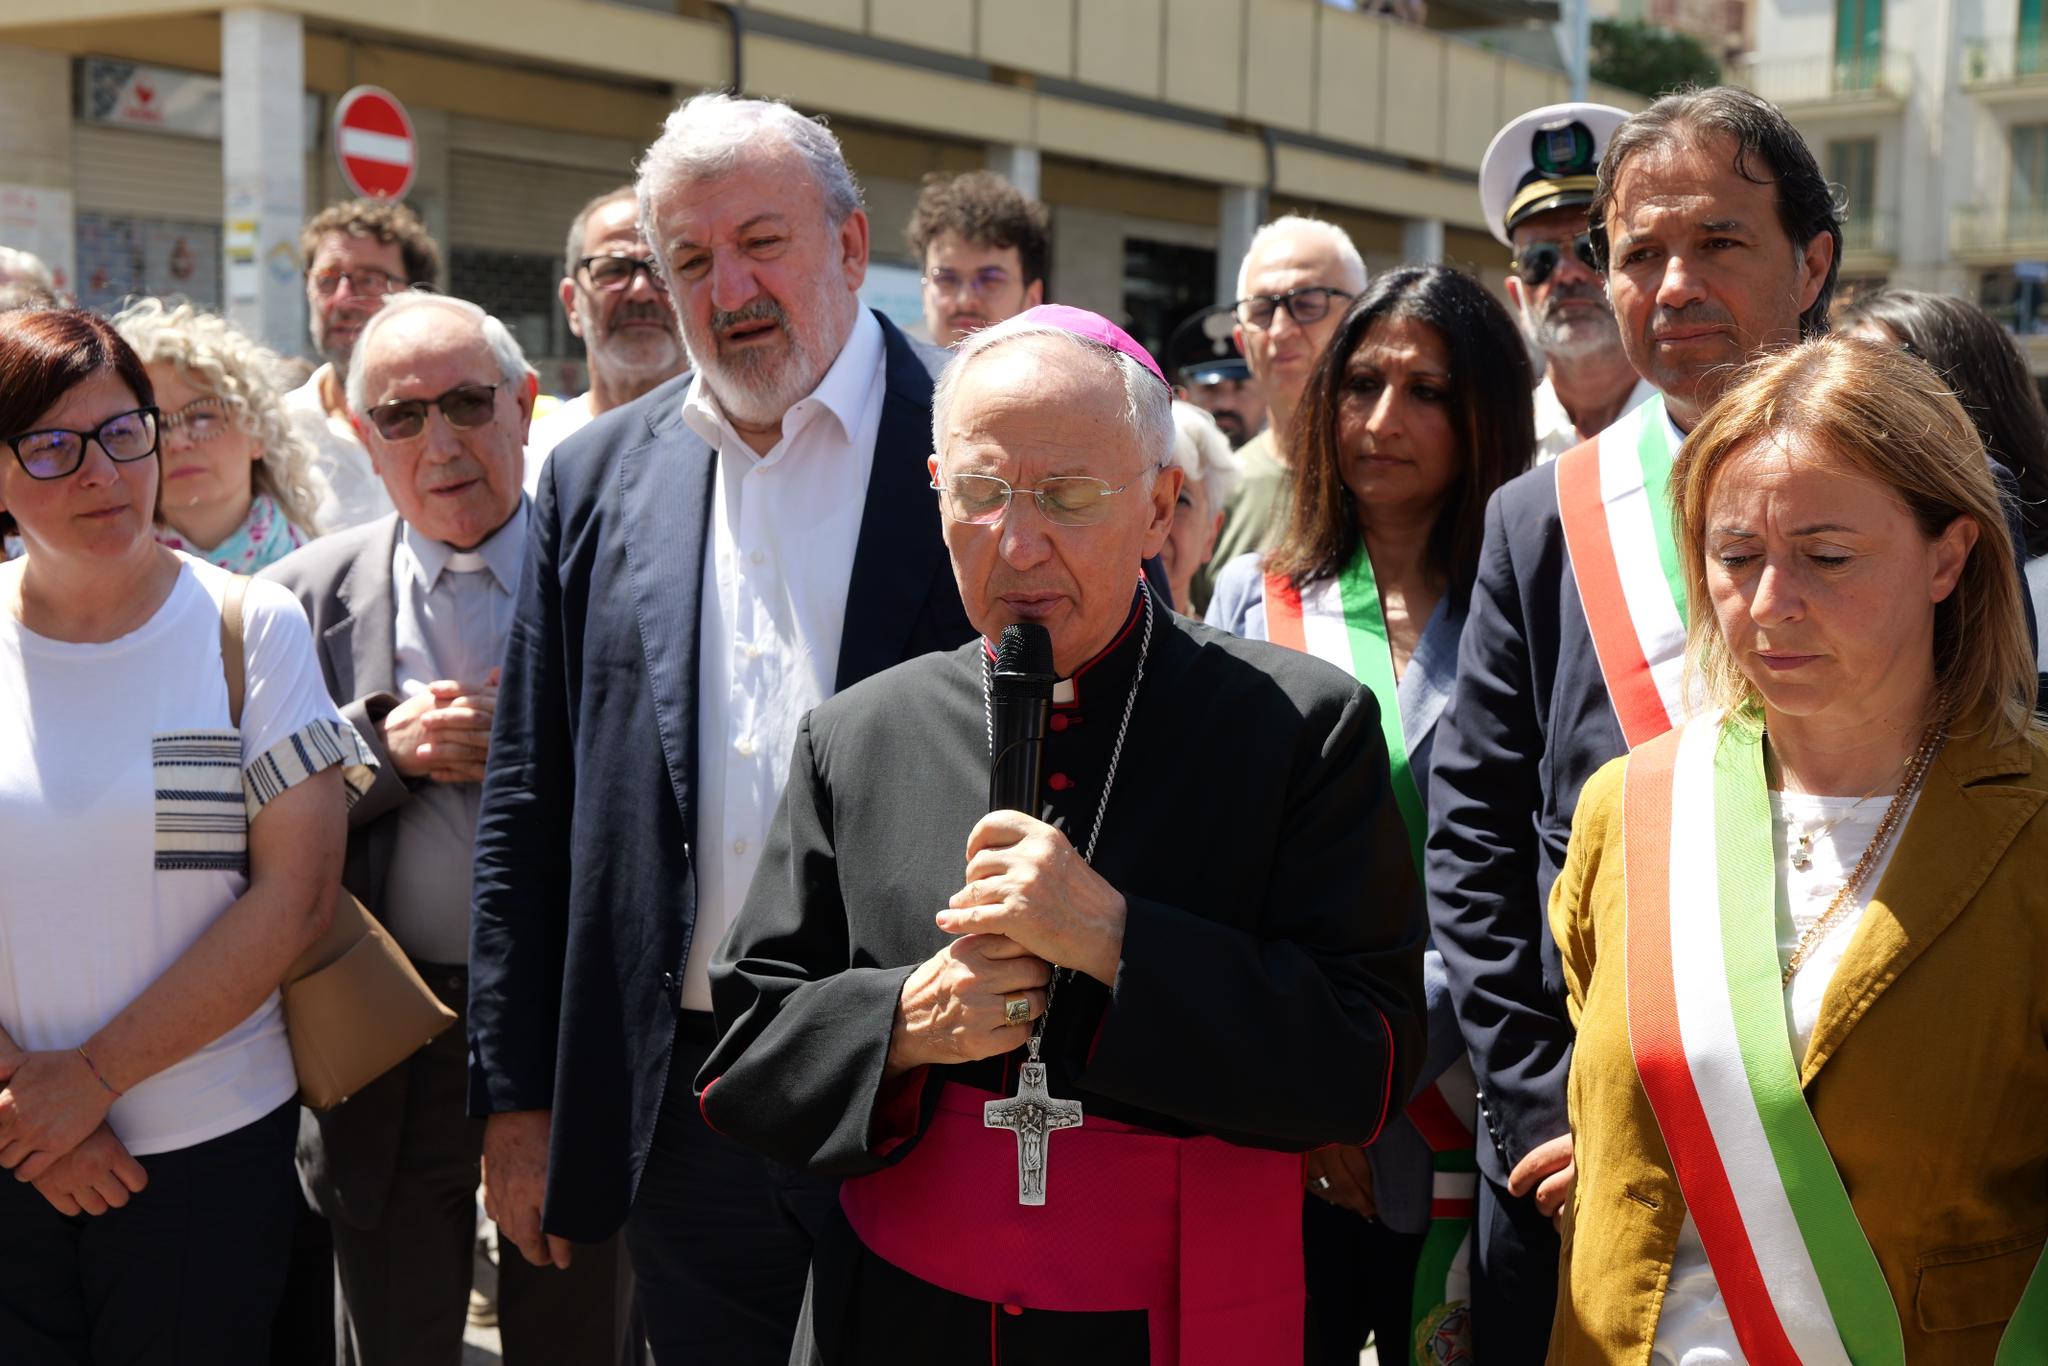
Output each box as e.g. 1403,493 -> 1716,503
0,246 -> 57,295
932,317 -> 1175,474
1234,215 -> 1367,302
635,92 -> 863,250
1168,400 -> 1241,508
344,292 -> 535,415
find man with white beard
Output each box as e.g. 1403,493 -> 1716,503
1479,104 -> 1655,461
468,92 -> 972,1365
523,185 -> 688,492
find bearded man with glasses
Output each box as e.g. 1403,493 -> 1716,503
525,185 -> 688,494
1190,215 -> 1366,614
264,289 -> 638,1366
1479,103 -> 1654,462
283,198 -> 443,532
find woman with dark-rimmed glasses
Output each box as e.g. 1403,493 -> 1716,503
114,298 -> 327,573
0,308 -> 373,1363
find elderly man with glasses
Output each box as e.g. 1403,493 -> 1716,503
524,185 -> 688,493
1189,215 -> 1365,614
1479,103 -> 1654,462
283,198 -> 443,532
265,290 -> 637,1366
697,303 -> 1424,1365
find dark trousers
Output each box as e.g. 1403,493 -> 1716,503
1301,1195 -> 1427,1366
0,1100 -> 300,1366
625,1012 -> 834,1366
1470,1172 -> 1560,1365
322,964 -> 635,1366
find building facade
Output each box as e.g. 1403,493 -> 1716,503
0,0 -> 1639,389
1745,0 -> 2048,371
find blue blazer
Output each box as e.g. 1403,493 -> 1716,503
467,312 -> 973,1242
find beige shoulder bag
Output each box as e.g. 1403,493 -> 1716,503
221,575 -> 457,1109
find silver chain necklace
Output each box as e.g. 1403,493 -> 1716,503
978,580 -> 1154,1205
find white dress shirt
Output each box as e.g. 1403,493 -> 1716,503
285,363 -> 394,531
384,503 -> 527,964
523,392 -> 594,496
1532,372 -> 1659,463
682,309 -> 887,1011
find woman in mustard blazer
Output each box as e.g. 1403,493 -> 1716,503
1548,336 -> 2048,1362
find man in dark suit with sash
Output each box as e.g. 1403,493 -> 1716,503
468,92 -> 971,1365
1424,87 -> 1841,1358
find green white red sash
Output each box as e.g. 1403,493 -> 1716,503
1262,548 -> 1477,1364
1261,547 -> 1424,868
1556,393 -> 1691,749
1623,715 -> 2048,1361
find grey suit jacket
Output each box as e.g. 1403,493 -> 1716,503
263,511 -> 436,1229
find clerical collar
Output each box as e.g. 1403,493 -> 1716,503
401,499 -> 527,592
980,581 -> 1148,710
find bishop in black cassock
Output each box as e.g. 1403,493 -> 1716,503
697,306 -> 1426,1366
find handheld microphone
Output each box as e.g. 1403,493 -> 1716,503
989,623 -> 1056,814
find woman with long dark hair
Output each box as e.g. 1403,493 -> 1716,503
1208,264 -> 1535,1363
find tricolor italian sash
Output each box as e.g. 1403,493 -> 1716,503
1262,548 -> 1479,1364
1262,546 -> 1425,868
1556,394 -> 1692,749
1623,716 -> 2048,1362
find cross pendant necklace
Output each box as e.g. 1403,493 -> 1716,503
979,581 -> 1154,1206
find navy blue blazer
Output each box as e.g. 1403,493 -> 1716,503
467,312 -> 973,1242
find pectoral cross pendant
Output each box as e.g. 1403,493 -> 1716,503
983,1037 -> 1083,1206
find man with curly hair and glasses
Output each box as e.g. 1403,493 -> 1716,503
906,170 -> 1049,348
284,197 -> 442,532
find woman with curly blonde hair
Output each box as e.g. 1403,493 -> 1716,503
113,299 -> 327,572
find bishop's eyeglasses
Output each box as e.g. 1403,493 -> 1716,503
931,472 -> 1150,528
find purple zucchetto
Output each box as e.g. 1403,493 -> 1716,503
1011,304 -> 1171,389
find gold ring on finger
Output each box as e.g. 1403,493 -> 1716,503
1004,994 -> 1031,1026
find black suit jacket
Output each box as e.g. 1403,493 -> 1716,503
468,311 -> 972,1242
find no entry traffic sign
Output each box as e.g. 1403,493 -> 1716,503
334,86 -> 416,201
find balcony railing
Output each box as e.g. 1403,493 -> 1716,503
1739,52 -> 1912,106
1838,209 -> 1898,258
1961,36 -> 2048,87
1951,203 -> 2048,257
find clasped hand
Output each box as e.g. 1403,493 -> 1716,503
382,668 -> 500,784
887,812 -> 1127,1076
0,1047 -> 118,1183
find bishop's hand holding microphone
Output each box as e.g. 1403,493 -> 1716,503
885,623 -> 1131,1078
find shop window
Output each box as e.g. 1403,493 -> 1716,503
449,247 -> 584,397
1123,238 -> 1217,371
75,213 -> 221,315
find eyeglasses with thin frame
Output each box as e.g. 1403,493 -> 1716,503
1510,233 -> 1599,288
1233,286 -> 1354,331
4,407 -> 160,481
930,471 -> 1152,528
159,396 -> 234,447
310,267 -> 406,299
922,266 -> 1018,298
364,384 -> 500,442
577,254 -> 662,292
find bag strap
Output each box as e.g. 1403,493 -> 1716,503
219,573 -> 250,731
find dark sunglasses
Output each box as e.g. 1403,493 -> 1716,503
577,254 -> 661,292
1511,233 -> 1599,287
364,384 -> 500,442
5,407 -> 160,480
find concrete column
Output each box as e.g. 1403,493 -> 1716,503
222,8 -> 306,355
987,142 -> 1042,201
0,43 -> 77,298
1402,216 -> 1445,265
1216,183 -> 1263,305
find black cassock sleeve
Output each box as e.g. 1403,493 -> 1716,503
1076,681 -> 1426,1151
699,713 -> 919,1175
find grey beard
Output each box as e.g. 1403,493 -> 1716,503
1535,310 -> 1626,364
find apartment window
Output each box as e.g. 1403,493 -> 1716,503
1828,140 -> 1879,251
2025,0 -> 2045,74
2013,125 -> 2048,235
1834,0 -> 1884,89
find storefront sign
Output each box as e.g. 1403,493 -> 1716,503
78,59 -> 320,147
